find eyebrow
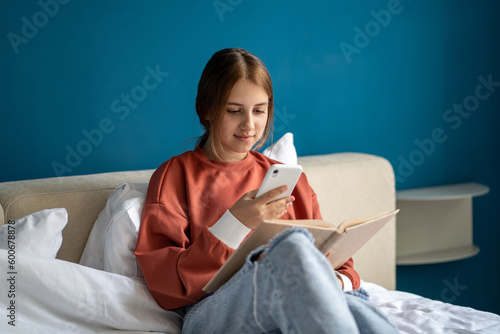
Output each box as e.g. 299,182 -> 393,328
227,102 -> 269,107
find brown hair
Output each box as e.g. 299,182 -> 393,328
195,48 -> 274,160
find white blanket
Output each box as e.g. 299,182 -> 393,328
0,249 -> 182,334
1,249 -> 499,333
363,281 -> 500,334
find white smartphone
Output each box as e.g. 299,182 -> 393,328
255,164 -> 303,200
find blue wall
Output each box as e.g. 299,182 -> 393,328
1,0 -> 499,314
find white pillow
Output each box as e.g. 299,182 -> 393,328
103,193 -> 145,277
0,208 -> 68,258
262,132 -> 298,165
80,183 -> 147,277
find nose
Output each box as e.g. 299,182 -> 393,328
240,111 -> 255,130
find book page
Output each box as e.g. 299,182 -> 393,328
269,219 -> 338,229
328,210 -> 398,269
337,210 -> 393,232
203,210 -> 398,292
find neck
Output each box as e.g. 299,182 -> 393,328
201,142 -> 248,162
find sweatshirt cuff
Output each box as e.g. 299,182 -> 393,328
208,210 -> 252,249
336,272 -> 353,291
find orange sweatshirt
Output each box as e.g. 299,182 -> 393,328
135,146 -> 360,310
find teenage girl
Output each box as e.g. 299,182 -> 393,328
135,48 -> 397,333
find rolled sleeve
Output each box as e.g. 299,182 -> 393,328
208,210 -> 251,249
336,271 -> 353,291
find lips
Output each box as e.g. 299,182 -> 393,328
235,135 -> 254,142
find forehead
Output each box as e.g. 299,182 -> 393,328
227,79 -> 269,105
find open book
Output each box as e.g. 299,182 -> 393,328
203,209 -> 398,292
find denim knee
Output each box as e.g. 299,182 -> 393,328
254,226 -> 314,257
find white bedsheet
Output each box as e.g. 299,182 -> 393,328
2,249 -> 499,333
0,249 -> 182,334
363,281 -> 500,334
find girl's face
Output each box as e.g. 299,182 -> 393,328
210,79 -> 269,162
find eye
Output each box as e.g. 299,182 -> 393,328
254,109 -> 267,114
226,109 -> 240,114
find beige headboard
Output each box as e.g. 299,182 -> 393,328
0,153 -> 396,289
0,170 -> 154,264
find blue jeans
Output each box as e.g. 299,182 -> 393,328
182,227 -> 398,334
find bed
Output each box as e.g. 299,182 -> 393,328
1,134 -> 499,333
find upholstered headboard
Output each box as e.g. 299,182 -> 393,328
0,152 -> 396,289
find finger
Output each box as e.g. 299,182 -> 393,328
267,198 -> 293,218
275,195 -> 295,205
257,185 -> 288,203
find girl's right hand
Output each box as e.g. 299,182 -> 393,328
230,185 -> 295,229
